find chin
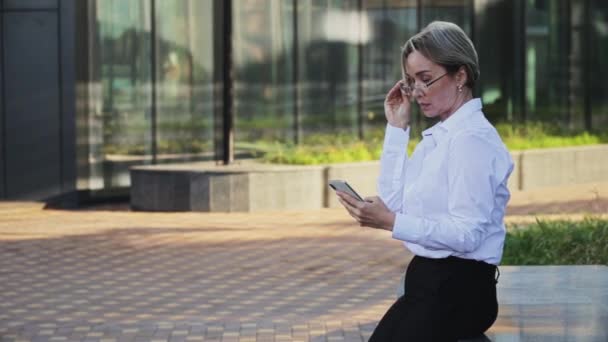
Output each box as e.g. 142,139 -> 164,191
421,109 -> 438,118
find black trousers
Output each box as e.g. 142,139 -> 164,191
369,255 -> 498,342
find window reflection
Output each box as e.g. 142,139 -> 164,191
78,0 -> 217,192
233,0 -> 295,149
363,0 -> 417,138
420,0 -> 473,34
90,0 -> 152,189
525,0 -> 577,127
475,0 -> 523,124
155,0 -> 215,159
590,1 -> 608,128
73,0 -> 607,195
298,0 -> 360,140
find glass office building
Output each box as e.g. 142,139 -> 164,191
1,0 -> 607,200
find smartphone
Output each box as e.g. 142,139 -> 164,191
328,180 -> 364,202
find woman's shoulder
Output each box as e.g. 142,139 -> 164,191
448,121 -> 510,157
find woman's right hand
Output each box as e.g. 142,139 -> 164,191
384,81 -> 412,129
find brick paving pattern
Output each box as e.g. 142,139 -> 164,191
1,181 -> 607,341
0,204 -> 409,341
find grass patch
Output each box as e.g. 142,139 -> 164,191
259,130 -> 419,164
100,121 -> 608,161
260,141 -> 383,165
260,122 -> 607,165
496,122 -> 608,150
502,218 -> 608,265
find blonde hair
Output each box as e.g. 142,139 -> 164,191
402,21 -> 479,89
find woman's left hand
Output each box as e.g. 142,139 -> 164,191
336,192 -> 396,231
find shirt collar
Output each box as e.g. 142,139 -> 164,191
421,98 -> 483,145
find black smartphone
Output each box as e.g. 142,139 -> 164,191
328,180 -> 364,202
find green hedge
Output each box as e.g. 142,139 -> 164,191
261,122 -> 608,165
496,122 -> 607,150
100,121 -> 608,160
502,218 -> 608,265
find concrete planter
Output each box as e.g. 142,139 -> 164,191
130,145 -> 608,212
517,145 -> 608,191
131,162 -> 325,212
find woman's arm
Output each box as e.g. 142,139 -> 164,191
377,81 -> 413,212
377,124 -> 410,213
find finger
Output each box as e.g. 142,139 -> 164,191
338,198 -> 359,218
390,80 -> 402,92
398,81 -> 412,98
341,199 -> 362,217
386,83 -> 403,102
343,207 -> 357,220
336,190 -> 352,200
338,192 -> 363,208
387,92 -> 409,110
337,197 -> 351,210
337,192 -> 357,209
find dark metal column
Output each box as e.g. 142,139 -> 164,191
381,0 -> 387,81
415,0 -> 423,130
417,0 -> 422,31
469,0 -> 476,47
583,0 -> 592,130
0,0 -> 5,198
293,0 -> 300,144
556,0 -> 571,125
222,0 -> 234,164
150,0 -> 158,164
59,0 -> 76,196
516,0 -> 527,123
212,0 -> 224,162
357,0 -> 364,139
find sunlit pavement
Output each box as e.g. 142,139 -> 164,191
1,182 -> 607,341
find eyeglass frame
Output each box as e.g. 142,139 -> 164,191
400,72 -> 449,93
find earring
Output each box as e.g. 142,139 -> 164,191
457,84 -> 463,93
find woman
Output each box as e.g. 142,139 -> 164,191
336,21 -> 513,341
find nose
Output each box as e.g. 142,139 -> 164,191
412,87 -> 424,98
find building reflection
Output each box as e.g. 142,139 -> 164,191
73,0 -> 608,196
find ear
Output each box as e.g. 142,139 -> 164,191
455,66 -> 468,87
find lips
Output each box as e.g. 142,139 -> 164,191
419,103 -> 431,111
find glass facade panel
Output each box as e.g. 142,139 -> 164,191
77,0 -> 219,193
298,0 -> 361,140
88,0 -> 152,189
420,0 -> 473,34
568,0 -> 587,130
154,0 -> 216,159
362,0 -> 418,137
474,0 -> 524,123
590,1 -> 608,129
233,0 -> 295,151
525,0 -> 571,125
70,0 -> 607,197
407,0 -> 473,131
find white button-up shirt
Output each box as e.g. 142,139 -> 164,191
378,98 -> 513,265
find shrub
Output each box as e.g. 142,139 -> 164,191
502,218 -> 608,265
259,121 -> 608,165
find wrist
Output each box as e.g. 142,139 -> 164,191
384,212 -> 396,231
388,121 -> 409,130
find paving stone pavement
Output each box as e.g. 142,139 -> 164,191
0,204 -> 410,342
1,182 -> 607,341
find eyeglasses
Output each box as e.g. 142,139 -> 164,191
400,72 -> 448,93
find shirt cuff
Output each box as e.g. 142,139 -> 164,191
383,124 -> 410,152
392,213 -> 424,243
